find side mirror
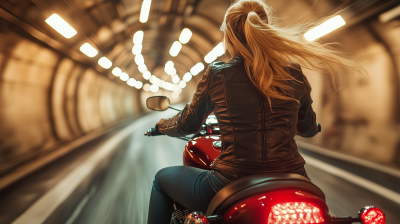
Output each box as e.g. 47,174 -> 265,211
146,96 -> 170,111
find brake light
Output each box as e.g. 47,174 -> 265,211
267,202 -> 324,224
360,206 -> 386,224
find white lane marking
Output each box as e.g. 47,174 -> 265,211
12,114 -> 157,224
304,155 -> 400,205
65,186 -> 97,224
297,140 -> 400,178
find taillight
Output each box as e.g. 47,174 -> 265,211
267,202 -> 325,224
359,206 -> 386,224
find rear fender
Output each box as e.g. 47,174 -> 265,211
222,190 -> 331,224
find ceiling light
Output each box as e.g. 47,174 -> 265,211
140,0 -> 152,23
179,28 -> 192,44
135,54 -> 145,65
143,83 -> 151,91
204,51 -> 217,63
133,31 -> 144,45
165,67 -> 176,76
80,43 -> 98,57
304,15 -> 346,41
127,78 -> 136,86
98,57 -> 112,69
172,76 -> 180,84
204,42 -> 225,63
138,64 -> 147,73
213,42 -> 225,57
165,60 -> 174,68
158,80 -> 165,87
132,44 -> 142,55
179,80 -> 186,88
169,41 -> 182,57
120,72 -> 129,81
143,71 -> 151,80
150,75 -> 158,84
135,81 -> 143,89
190,62 -> 204,76
183,72 -> 192,82
150,84 -> 159,92
45,14 -> 77,39
112,67 -> 122,76
166,82 -> 173,91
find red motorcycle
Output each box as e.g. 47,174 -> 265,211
145,96 -> 386,224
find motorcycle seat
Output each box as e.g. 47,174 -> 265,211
205,172 -> 325,216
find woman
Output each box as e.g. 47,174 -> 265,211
147,0 -> 362,223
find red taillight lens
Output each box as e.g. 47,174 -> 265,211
360,206 -> 386,224
267,202 -> 325,224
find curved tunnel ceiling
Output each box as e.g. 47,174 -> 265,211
1,0 -> 397,96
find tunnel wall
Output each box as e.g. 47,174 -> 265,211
271,0 -> 400,166
0,31 -> 137,175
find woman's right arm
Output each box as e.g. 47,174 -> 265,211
297,73 -> 319,138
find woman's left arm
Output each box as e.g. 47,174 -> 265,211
157,66 -> 214,137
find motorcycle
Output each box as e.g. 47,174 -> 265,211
145,96 -> 386,224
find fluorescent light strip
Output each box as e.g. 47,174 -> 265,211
127,78 -> 136,87
135,55 -> 145,66
80,43 -> 98,58
204,42 -> 225,63
140,0 -> 152,23
169,41 -> 182,57
304,15 -> 346,41
98,57 -> 112,69
133,31 -> 144,45
132,44 -> 142,55
179,28 -> 192,44
190,62 -> 205,76
120,72 -> 129,81
45,14 -> 77,39
112,67 -> 122,76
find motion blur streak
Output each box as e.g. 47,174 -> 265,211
1,0 -> 400,223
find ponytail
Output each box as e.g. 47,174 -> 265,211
222,0 -> 365,105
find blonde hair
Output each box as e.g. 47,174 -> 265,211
221,0 -> 364,105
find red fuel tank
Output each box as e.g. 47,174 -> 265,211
183,135 -> 221,170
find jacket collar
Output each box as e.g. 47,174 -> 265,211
228,56 -> 244,64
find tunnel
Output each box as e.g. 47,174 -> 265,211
0,0 -> 400,223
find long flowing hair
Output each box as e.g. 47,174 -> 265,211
221,0 -> 364,105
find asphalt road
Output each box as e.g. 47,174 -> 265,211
3,110 -> 400,224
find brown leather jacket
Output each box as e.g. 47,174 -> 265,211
158,56 -> 319,175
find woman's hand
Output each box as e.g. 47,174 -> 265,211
156,118 -> 167,126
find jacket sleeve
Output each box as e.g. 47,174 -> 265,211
157,65 -> 214,137
297,72 -> 319,138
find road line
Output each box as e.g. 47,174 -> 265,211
297,140 -> 400,178
11,115 -> 154,224
304,154 -> 400,205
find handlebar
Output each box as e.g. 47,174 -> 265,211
144,127 -> 164,136
145,123 -> 321,137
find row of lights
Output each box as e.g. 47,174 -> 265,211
45,14 -> 132,86
44,0 -> 155,91
45,5 -> 347,97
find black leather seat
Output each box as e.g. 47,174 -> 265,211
206,173 -> 325,216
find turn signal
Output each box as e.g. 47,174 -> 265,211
185,211 -> 208,224
268,202 -> 324,224
359,206 -> 386,224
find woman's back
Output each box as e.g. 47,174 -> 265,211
207,57 -> 319,175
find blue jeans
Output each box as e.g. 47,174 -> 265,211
147,166 -> 231,224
